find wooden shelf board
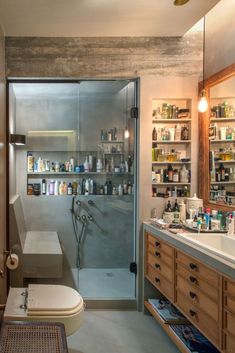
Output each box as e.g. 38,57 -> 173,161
144,301 -> 190,353
152,183 -> 190,186
210,139 -> 235,143
152,119 -> 191,123
210,118 -> 235,122
152,140 -> 191,144
152,161 -> 191,165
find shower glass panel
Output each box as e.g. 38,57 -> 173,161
8,80 -> 137,301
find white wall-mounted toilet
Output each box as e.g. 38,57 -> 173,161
4,284 -> 84,336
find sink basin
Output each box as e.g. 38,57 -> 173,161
176,232 -> 235,264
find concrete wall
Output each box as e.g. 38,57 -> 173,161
205,0 -> 235,78
5,32 -> 202,78
0,24 -> 6,305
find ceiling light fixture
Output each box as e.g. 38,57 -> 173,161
10,134 -> 26,146
174,0 -> 190,6
198,16 -> 208,113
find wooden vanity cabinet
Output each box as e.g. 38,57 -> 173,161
223,278 -> 235,353
175,250 -> 221,348
145,232 -> 174,300
145,230 -> 235,352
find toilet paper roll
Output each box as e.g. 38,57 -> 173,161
6,253 -> 19,270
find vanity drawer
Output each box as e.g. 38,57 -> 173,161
176,274 -> 218,321
147,253 -> 173,282
224,278 -> 235,299
176,290 -> 219,347
176,263 -> 218,301
146,264 -> 174,300
176,250 -> 219,287
223,332 -> 235,353
147,233 -> 173,257
224,295 -> 235,315
224,310 -> 235,337
147,243 -> 173,266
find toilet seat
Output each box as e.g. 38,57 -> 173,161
4,284 -> 84,336
27,284 -> 83,316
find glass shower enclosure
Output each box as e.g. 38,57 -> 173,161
8,80 -> 138,304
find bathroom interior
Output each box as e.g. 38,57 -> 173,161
1,0 -> 235,353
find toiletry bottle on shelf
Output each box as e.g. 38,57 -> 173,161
59,181 -> 63,195
96,159 -> 103,173
179,200 -> 186,223
173,199 -> 180,223
54,180 -> 59,196
152,127 -> 157,141
27,152 -> 34,172
72,181 -> 77,195
42,179 -> 46,195
49,180 -> 55,195
175,124 -> 181,141
167,164 -> 173,182
84,157 -> 89,173
163,200 -> 174,224
85,179 -> 89,195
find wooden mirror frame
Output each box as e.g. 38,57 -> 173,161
199,62 -> 235,211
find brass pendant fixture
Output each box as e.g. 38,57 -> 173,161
174,0 -> 190,5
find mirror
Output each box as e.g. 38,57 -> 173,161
199,63 -> 235,211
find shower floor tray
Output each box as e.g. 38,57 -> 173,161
72,268 -> 135,299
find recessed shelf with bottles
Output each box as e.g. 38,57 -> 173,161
26,139 -> 134,197
151,98 -> 192,198
209,97 -> 235,207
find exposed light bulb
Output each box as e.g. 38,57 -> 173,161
124,128 -> 130,139
198,89 -> 208,113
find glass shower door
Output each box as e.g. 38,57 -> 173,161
76,80 -> 137,299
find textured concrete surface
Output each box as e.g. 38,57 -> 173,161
0,24 -> 7,305
67,310 -> 180,353
5,32 -> 202,78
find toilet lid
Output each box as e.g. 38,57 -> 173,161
27,284 -> 83,316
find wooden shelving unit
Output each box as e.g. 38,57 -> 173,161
144,301 -> 190,353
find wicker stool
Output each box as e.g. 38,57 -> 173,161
0,321 -> 68,353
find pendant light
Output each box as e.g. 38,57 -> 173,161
174,0 -> 189,5
198,16 -> 208,113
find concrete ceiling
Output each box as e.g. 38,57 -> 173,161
0,0 -> 220,37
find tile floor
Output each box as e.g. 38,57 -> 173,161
67,310 -> 180,353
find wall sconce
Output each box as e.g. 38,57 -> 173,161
198,16 -> 208,113
10,134 -> 26,146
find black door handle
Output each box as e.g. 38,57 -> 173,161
189,276 -> 197,284
155,251 -> 161,257
189,309 -> 196,317
189,291 -> 197,299
155,277 -> 160,283
155,263 -> 161,269
190,263 -> 197,270
155,241 -> 160,247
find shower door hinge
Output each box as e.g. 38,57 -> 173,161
130,107 -> 138,119
130,262 -> 137,275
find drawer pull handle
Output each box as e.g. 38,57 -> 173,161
155,241 -> 160,247
155,251 -> 161,257
189,291 -> 196,299
189,263 -> 197,270
189,309 -> 196,317
189,276 -> 197,284
155,263 -> 161,269
155,277 -> 160,283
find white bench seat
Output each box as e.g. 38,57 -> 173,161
10,195 -> 63,280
